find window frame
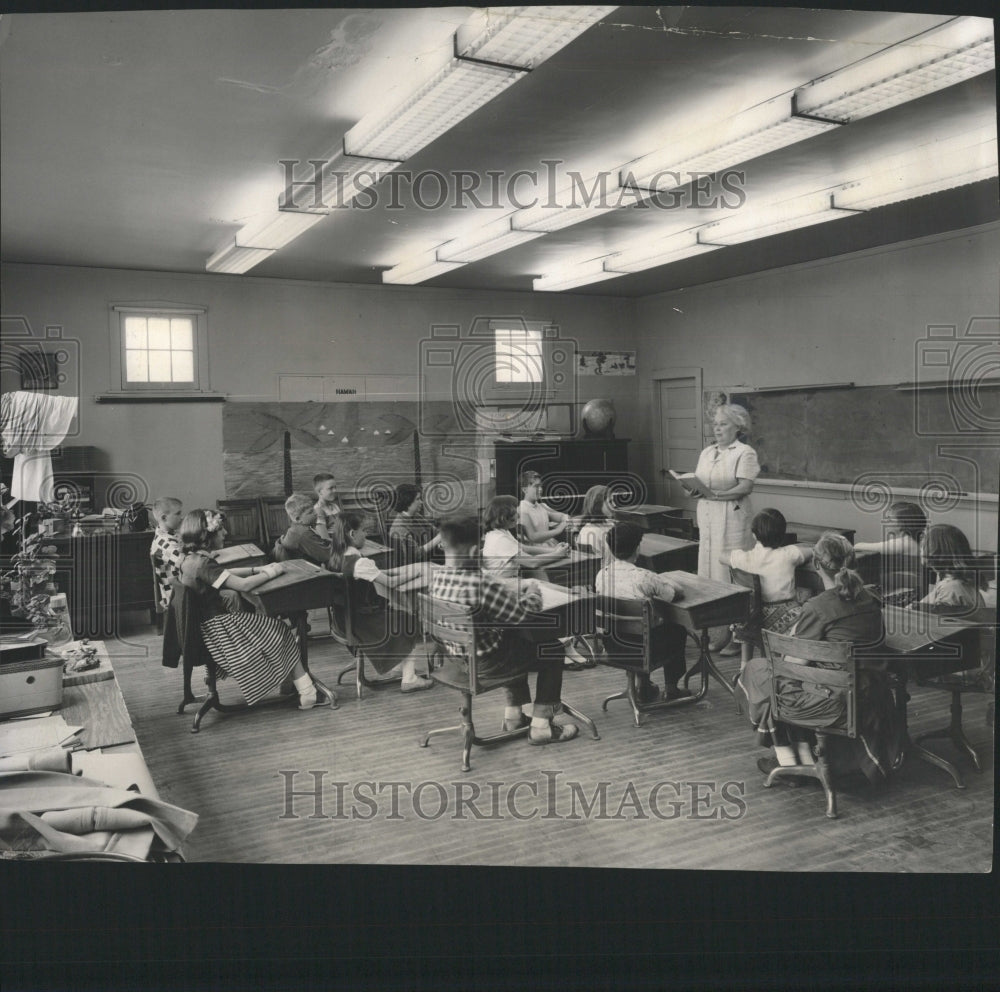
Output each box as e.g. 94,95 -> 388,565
488,319 -> 557,399
108,302 -> 211,396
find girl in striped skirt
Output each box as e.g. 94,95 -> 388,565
177,509 -> 326,709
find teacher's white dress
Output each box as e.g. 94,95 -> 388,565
694,440 -> 760,582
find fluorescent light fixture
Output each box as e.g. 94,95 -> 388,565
833,138 -> 998,210
313,148 -> 403,209
436,216 -> 544,264
512,175 -> 622,233
382,250 -> 465,285
205,211 -> 324,273
457,6 -> 617,69
700,189 -> 860,246
210,8 -> 615,275
794,16 -> 995,123
346,7 -> 616,161
533,259 -> 623,292
345,60 -> 524,161
205,242 -> 276,275
621,96 -> 839,194
604,230 -> 721,274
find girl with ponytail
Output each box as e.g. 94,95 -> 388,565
736,531 -> 902,787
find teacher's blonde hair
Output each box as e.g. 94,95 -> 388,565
716,403 -> 751,433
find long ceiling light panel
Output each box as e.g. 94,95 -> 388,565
210,6 -> 617,275
620,95 -> 839,195
794,16 -> 994,123
603,229 -> 721,274
833,132 -> 998,210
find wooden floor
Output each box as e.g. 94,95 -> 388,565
108,613 -> 994,870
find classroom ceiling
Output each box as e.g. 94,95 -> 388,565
1,6 -> 996,297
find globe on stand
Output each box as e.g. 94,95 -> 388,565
580,398 -> 616,438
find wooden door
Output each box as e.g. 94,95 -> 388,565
653,369 -> 701,506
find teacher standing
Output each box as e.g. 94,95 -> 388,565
694,403 -> 759,582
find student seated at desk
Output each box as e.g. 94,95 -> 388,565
432,514 -> 579,745
177,510 -> 325,710
274,493 -> 332,566
313,472 -> 344,541
910,524 -> 988,612
727,508 -> 812,657
150,496 -> 184,613
330,510 -> 433,693
595,522 -> 691,703
854,501 -> 926,557
576,485 -> 615,564
736,532 -> 901,786
518,470 -> 569,545
482,495 -> 569,580
387,483 -> 441,565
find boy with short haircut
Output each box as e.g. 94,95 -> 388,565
150,496 -> 184,611
595,522 -> 691,702
313,472 -> 343,541
276,493 -> 332,566
431,514 -> 579,745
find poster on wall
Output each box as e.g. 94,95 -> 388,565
576,350 -> 636,375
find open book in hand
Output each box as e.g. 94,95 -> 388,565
668,470 -> 712,499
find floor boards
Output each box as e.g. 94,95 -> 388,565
107,613 -> 994,870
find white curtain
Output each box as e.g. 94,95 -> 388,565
0,390 -> 79,502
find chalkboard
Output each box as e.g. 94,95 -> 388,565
718,385 -> 1000,496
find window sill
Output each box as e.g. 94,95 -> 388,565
95,392 -> 227,403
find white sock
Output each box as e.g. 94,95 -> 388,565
773,745 -> 799,767
796,742 -> 815,765
504,706 -> 523,723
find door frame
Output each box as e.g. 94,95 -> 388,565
651,366 -> 702,505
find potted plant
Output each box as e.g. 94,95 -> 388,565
37,494 -> 80,536
1,490 -> 61,635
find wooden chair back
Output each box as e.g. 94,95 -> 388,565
761,630 -> 857,741
340,487 -> 390,545
419,593 -> 495,696
216,499 -> 262,547
259,496 -> 290,549
594,596 -> 659,672
326,570 -> 352,645
728,565 -> 763,625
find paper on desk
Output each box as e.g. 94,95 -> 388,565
73,750 -> 158,799
0,715 -> 84,756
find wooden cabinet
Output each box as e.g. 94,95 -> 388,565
494,439 -> 630,511
50,531 -> 157,637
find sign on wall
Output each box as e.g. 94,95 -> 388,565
576,350 -> 635,375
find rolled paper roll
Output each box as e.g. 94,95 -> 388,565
0,747 -> 72,774
41,806 -> 151,834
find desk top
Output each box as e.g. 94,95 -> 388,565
213,543 -> 265,565
882,604 -> 982,656
655,570 -> 750,629
252,558 -> 329,593
640,533 -> 699,554
615,504 -> 683,517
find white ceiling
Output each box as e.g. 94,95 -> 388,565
1,6 -> 996,296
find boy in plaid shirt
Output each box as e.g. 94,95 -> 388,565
150,496 -> 184,611
431,514 -> 578,745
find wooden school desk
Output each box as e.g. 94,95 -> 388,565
613,504 -> 684,533
241,560 -> 335,670
636,533 -> 699,573
880,605 -> 988,789
543,548 -> 602,589
781,523 -> 856,546
212,543 -> 267,570
650,571 -> 751,705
